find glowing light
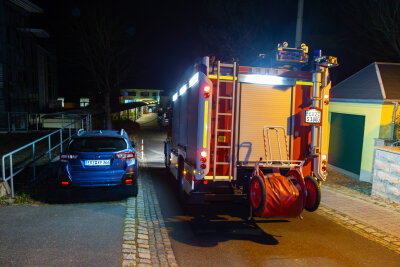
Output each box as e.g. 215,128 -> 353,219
203,85 -> 210,92
324,94 -> 329,99
179,84 -> 187,96
203,101 -> 208,148
200,150 -> 207,158
239,74 -> 295,86
172,93 -> 178,101
189,72 -> 199,88
322,154 -> 327,160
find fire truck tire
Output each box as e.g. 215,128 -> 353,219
177,157 -> 187,204
250,175 -> 266,213
304,176 -> 321,212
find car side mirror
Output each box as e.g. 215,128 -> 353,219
131,141 -> 136,148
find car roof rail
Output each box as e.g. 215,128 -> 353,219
77,129 -> 85,136
120,129 -> 126,136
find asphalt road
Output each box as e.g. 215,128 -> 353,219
0,183 -> 131,266
141,128 -> 400,267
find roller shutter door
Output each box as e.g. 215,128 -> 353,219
328,112 -> 365,175
238,84 -> 293,162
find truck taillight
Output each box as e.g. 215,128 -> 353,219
321,154 -> 327,172
324,94 -> 329,105
204,85 -> 210,98
60,153 -> 78,162
200,150 -> 207,169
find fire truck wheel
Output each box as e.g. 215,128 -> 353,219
177,157 -> 187,204
250,175 -> 266,213
304,176 -> 321,212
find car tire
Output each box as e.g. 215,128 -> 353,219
132,178 -> 138,197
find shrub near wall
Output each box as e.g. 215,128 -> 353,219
372,147 -> 400,203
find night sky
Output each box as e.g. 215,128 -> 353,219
32,0 -> 400,99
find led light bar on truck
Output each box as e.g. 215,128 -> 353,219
238,74 -> 296,86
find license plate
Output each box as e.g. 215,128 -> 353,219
85,160 -> 110,166
305,109 -> 321,124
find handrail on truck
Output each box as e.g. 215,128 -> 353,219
1,115 -> 92,198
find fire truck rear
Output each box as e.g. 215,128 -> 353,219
164,44 -> 338,218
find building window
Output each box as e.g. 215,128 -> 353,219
80,98 -> 89,107
57,97 -> 65,107
140,92 -> 149,97
152,92 -> 157,96
128,92 -> 136,96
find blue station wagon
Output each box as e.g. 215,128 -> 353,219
57,129 -> 138,195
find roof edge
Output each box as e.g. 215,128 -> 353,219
332,62 -> 376,89
374,62 -> 386,99
8,0 -> 43,13
331,98 -> 384,104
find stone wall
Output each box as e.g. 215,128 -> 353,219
372,146 -> 400,202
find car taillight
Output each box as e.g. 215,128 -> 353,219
60,153 -> 78,162
204,85 -> 210,98
116,152 -> 136,159
125,178 -> 133,184
61,181 -> 69,187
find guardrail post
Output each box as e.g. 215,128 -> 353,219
32,143 -> 36,182
81,119 -> 84,130
48,136 -> 52,161
10,155 -> 14,198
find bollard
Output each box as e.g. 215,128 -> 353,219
141,139 -> 144,159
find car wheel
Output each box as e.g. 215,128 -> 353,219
132,178 -> 138,197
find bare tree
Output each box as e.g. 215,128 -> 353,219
341,0 -> 400,60
71,4 -> 133,129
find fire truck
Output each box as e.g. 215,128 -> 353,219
164,43 -> 338,218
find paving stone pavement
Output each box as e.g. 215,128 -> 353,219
317,185 -> 400,255
121,175 -> 178,267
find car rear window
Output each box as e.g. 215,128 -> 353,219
68,137 -> 127,152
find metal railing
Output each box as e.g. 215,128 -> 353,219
1,115 -> 92,197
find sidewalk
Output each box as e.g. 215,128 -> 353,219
318,168 -> 400,254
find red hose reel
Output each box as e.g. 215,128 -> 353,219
250,168 -> 320,218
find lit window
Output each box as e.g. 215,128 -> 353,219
57,97 -> 64,107
80,98 -> 89,107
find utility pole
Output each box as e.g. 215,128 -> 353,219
295,0 -> 304,48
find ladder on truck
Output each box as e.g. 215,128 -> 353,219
212,61 -> 237,182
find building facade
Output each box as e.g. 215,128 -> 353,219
0,0 -> 57,114
328,62 -> 400,182
120,89 -> 162,105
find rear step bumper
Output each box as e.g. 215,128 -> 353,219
189,192 -> 247,204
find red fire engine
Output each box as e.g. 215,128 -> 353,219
164,43 -> 338,219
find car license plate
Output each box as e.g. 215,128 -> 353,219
305,109 -> 321,124
85,160 -> 110,166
